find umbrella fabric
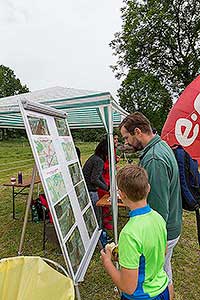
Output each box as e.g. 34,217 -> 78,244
161,75 -> 200,163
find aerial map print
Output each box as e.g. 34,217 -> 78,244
68,162 -> 82,186
55,195 -> 75,239
65,226 -> 85,274
34,137 -> 58,169
83,207 -> 97,238
46,172 -> 67,204
28,116 -> 50,135
75,181 -> 89,211
55,118 -> 69,136
61,140 -> 76,161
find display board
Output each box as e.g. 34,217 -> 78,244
19,100 -> 101,282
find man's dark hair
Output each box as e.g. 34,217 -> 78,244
119,112 -> 152,135
95,138 -> 108,161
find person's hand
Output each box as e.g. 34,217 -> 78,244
100,247 -> 112,267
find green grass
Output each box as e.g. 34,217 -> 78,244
0,139 -> 199,299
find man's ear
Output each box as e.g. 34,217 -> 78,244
118,189 -> 126,200
147,183 -> 151,195
134,127 -> 142,136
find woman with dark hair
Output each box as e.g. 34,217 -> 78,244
83,138 -> 109,223
97,134 -> 119,230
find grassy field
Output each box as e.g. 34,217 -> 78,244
0,139 -> 199,299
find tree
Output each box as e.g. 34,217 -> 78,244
118,69 -> 172,133
110,0 -> 200,125
0,65 -> 29,98
0,65 -> 29,139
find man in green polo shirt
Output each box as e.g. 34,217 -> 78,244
119,112 -> 182,300
101,165 -> 169,300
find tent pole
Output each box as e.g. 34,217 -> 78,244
107,106 -> 118,245
18,164 -> 37,255
75,284 -> 82,300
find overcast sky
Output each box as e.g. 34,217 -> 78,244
0,0 -> 124,99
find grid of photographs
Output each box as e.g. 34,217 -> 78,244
75,181 -> 89,211
65,227 -> 85,274
28,116 -> 49,135
55,195 -> 75,239
55,118 -> 69,136
68,162 -> 82,186
83,207 -> 97,238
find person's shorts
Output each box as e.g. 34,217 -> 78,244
121,286 -> 169,300
164,235 -> 180,284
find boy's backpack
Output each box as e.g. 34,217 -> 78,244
172,145 -> 200,245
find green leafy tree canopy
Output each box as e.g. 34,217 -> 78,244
118,69 -> 172,133
0,65 -> 29,139
0,65 -> 29,98
110,0 -> 200,130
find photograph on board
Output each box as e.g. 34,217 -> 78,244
28,116 -> 50,135
34,137 -> 58,169
46,172 -> 67,204
65,226 -> 85,274
68,162 -> 82,186
83,207 -> 97,238
55,118 -> 69,136
55,195 -> 75,239
75,181 -> 90,211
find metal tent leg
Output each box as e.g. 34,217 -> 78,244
75,284 -> 82,300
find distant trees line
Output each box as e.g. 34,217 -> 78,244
0,128 -> 107,142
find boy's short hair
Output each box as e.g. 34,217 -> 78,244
117,164 -> 149,202
119,112 -> 152,135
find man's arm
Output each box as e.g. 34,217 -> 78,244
143,159 -> 170,221
101,248 -> 138,295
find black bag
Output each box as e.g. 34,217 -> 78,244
31,198 -> 43,222
172,145 -> 200,245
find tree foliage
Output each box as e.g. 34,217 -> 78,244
118,69 -> 172,133
0,65 -> 29,139
110,0 -> 200,128
0,65 -> 29,98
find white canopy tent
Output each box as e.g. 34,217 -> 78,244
0,86 -> 128,243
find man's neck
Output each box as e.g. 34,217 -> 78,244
141,133 -> 155,147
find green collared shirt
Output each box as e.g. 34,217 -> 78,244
139,135 -> 182,240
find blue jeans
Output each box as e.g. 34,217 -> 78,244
121,286 -> 169,300
89,191 -> 101,226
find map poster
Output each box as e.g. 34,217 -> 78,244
28,116 -> 50,135
61,139 -> 76,161
65,227 -> 85,274
75,181 -> 89,211
68,162 -> 82,186
34,137 -> 58,169
83,207 -> 97,238
19,100 -> 101,283
46,171 -> 67,204
55,195 -> 75,239
55,117 -> 69,136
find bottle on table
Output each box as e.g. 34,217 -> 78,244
18,171 -> 23,184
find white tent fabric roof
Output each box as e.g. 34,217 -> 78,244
0,86 -> 128,129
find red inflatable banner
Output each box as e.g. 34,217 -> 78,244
161,75 -> 200,163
